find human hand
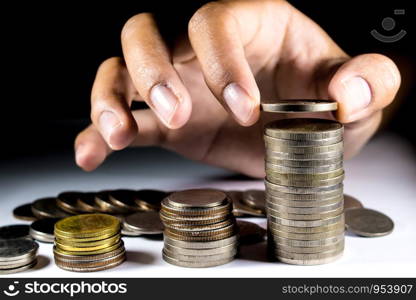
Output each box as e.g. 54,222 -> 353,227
75,0 -> 400,177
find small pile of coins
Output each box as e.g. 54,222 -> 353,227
53,214 -> 125,272
160,189 -> 238,268
262,100 -> 345,265
0,239 -> 38,274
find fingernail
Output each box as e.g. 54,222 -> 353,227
342,76 -> 372,115
223,83 -> 254,124
150,84 -> 179,125
99,111 -> 121,147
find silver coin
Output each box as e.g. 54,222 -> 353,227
162,248 -> 237,262
163,235 -> 238,249
266,155 -> 343,167
266,195 -> 343,207
266,150 -> 343,161
268,218 -> 344,234
268,214 -> 343,227
268,234 -> 344,247
0,239 -> 39,261
263,134 -> 342,146
0,255 -> 36,268
265,180 -> 343,194
277,252 -> 343,265
261,100 -> 338,113
344,194 -> 364,211
162,252 -> 234,268
265,162 -> 343,174
345,208 -> 394,237
266,173 -> 344,188
265,141 -> 343,154
124,211 -> 164,234
273,239 -> 344,254
0,224 -> 31,240
0,259 -> 37,274
30,218 -> 59,243
274,246 -> 343,260
268,226 -> 344,240
166,189 -> 228,208
163,242 -> 237,256
266,200 -> 343,214
266,188 -> 343,201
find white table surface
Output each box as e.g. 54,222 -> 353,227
1,132 -> 415,278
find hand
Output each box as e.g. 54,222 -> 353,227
75,0 -> 400,178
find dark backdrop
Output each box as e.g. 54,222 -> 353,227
1,0 -> 414,160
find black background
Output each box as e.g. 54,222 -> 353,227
1,0 -> 414,161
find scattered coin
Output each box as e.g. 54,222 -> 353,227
135,189 -> 168,211
13,203 -> 37,221
261,100 -> 338,113
109,189 -> 142,212
77,192 -> 102,213
30,218 -> 60,243
345,208 -> 394,237
31,197 -> 72,219
0,224 -> 31,240
242,190 -> 266,214
343,194 -> 364,211
123,211 -> 164,235
0,239 -> 38,274
94,191 -> 130,214
237,220 -> 266,245
57,191 -> 84,214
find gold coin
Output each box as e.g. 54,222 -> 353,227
53,244 -> 125,262
54,240 -> 122,256
54,214 -> 120,238
55,233 -> 120,247
55,238 -> 120,252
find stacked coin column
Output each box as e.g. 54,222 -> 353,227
53,214 -> 126,272
264,118 -> 345,265
160,189 -> 238,268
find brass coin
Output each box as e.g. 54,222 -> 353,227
264,118 -> 343,140
345,208 -> 394,237
13,203 -> 37,221
32,197 -> 71,219
55,233 -> 120,248
163,235 -> 238,249
162,252 -> 234,268
261,100 -> 338,113
242,190 -> 266,213
268,214 -> 343,227
55,238 -> 120,252
226,191 -> 245,217
344,194 -> 364,210
53,243 -> 125,261
123,211 -> 164,234
237,220 -> 267,245
94,191 -> 130,214
166,189 -> 228,208
54,240 -> 123,256
54,214 -> 120,238
57,191 -> 84,214
135,189 -> 168,211
55,230 -> 119,242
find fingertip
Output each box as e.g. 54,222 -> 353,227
75,143 -> 105,172
223,83 -> 260,126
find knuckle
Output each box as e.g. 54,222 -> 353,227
121,13 -> 153,40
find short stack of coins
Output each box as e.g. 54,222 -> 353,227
262,100 -> 345,265
0,239 -> 38,274
160,189 -> 238,268
53,214 -> 125,272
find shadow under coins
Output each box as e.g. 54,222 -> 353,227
125,250 -> 157,266
237,241 -> 270,263
32,255 -> 51,271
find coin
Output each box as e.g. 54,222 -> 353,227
345,208 -> 394,237
0,239 -> 38,261
57,191 -> 84,214
265,142 -> 343,155
277,252 -> 343,265
53,243 -> 125,261
0,259 -> 38,274
161,198 -> 232,216
266,195 -> 343,207
269,226 -> 344,240
269,218 -> 344,234
123,211 -> 164,234
135,189 -> 168,211
32,197 -> 71,219
263,134 -> 342,147
267,173 -> 344,188
265,181 -> 343,194
269,234 -> 344,247
166,189 -> 228,209
108,189 -> 142,211
163,248 -> 237,262
274,240 -> 344,254
268,214 -> 343,227
266,155 -> 343,167
163,242 -> 237,256
344,194 -> 364,210
261,100 -> 338,113
266,150 -> 343,160
13,203 -> 37,221
162,252 -> 234,268
0,224 -> 31,240
264,118 -> 343,140
30,218 -> 59,243
237,220 -> 266,245
267,200 -> 343,214
76,192 -> 102,213
242,190 -> 266,213
94,191 -> 130,214
55,256 -> 125,272
55,214 -> 120,238
265,162 -> 343,174
164,235 -> 238,249
231,197 -> 265,217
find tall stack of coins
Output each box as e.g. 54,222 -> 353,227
53,214 -> 125,272
262,100 -> 345,265
160,189 -> 238,268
